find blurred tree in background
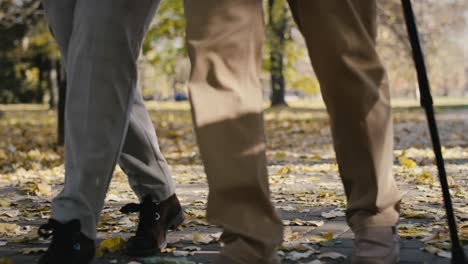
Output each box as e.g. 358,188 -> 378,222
0,0 -> 467,105
140,0 -> 187,100
263,0 -> 320,106
0,0 -> 60,105
266,0 -> 288,106
377,0 -> 468,99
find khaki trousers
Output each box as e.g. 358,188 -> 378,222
42,0 -> 175,239
184,0 -> 401,263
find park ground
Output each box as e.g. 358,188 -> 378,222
0,99 -> 467,264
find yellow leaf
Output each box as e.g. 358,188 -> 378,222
96,237 -> 125,257
398,227 -> 431,238
192,231 -> 204,245
416,171 -> 435,185
307,232 -> 334,243
0,150 -> 7,160
192,231 -> 214,244
399,156 -> 417,169
305,155 -> 321,161
0,201 -> 11,207
321,232 -> 334,240
36,183 -> 52,196
0,223 -> 18,235
401,210 -> 428,219
161,248 -> 176,253
273,151 -> 287,159
275,166 -> 292,175
6,227 -> 39,243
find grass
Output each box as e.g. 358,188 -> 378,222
0,97 -> 467,113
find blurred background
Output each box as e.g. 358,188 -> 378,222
0,0 -> 467,105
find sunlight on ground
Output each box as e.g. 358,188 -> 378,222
0,101 -> 467,263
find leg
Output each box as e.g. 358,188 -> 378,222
287,0 -> 400,261
184,0 -> 283,263
119,88 -> 175,201
288,0 -> 401,232
51,0 -> 161,240
41,0 -> 76,66
42,0 -> 175,205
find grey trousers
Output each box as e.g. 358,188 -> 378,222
42,0 -> 175,239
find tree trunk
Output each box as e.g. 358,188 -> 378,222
270,48 -> 286,106
56,60 -> 66,146
48,63 -> 56,109
36,66 -> 44,103
268,0 -> 288,107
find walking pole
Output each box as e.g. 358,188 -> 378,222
401,1 -> 467,263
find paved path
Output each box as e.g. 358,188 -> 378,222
1,107 -> 467,263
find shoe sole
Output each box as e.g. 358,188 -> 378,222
125,210 -> 185,257
159,209 -> 185,249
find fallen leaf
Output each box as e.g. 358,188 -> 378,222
424,245 -> 451,259
96,237 -> 126,257
192,231 -> 217,244
317,251 -> 347,260
182,246 -> 201,252
173,250 -> 193,257
20,247 -> 46,255
321,210 -> 345,219
0,223 -> 18,235
307,232 -> 334,243
285,219 -> 324,227
275,166 -> 292,175
416,171 -> 435,185
36,183 -> 52,196
286,250 -> 315,261
399,156 -> 417,169
398,227 -> 431,238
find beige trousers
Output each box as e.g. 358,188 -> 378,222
184,0 -> 401,263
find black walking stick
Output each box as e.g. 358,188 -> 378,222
401,1 -> 467,263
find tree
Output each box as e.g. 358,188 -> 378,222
267,0 -> 288,106
0,0 -> 59,104
377,0 -> 468,97
142,0 -> 187,99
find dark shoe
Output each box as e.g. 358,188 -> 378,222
120,194 -> 184,256
37,219 -> 95,264
352,226 -> 400,264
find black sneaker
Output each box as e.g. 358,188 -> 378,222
37,219 -> 95,264
120,194 -> 184,256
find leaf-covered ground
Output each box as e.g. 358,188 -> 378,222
0,102 -> 467,264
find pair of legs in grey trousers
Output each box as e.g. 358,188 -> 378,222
42,0 -> 175,240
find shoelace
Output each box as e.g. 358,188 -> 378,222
120,199 -> 161,236
38,219 -> 83,254
38,220 -> 60,239
120,200 -> 161,220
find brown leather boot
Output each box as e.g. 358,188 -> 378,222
352,226 -> 400,264
120,194 -> 184,256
